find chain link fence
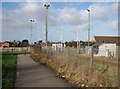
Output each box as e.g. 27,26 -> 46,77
41,46 -> 118,70
32,45 -> 118,87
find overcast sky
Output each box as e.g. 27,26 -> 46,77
1,1 -> 119,43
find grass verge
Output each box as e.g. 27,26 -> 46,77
2,54 -> 17,89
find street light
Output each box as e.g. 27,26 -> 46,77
38,28 -> 40,42
87,9 -> 93,71
44,3 -> 50,47
30,19 -> 34,45
60,26 -> 63,51
87,9 -> 90,50
76,28 -> 79,49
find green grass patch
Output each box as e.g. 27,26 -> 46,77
2,54 -> 17,89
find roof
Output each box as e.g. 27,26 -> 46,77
93,36 -> 120,42
93,36 -> 120,46
2,42 -> 9,47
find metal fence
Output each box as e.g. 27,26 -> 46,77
40,46 -> 118,86
0,47 -> 31,54
41,46 -> 118,66
41,47 -> 89,69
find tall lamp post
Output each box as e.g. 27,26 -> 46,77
76,28 -> 79,49
38,28 -> 40,42
44,3 -> 50,47
87,9 -> 90,50
30,19 -> 34,45
87,9 -> 93,71
60,26 -> 63,51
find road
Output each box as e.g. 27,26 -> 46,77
14,55 -> 72,88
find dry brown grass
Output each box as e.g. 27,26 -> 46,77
30,46 -> 118,87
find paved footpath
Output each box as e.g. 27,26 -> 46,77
14,55 -> 71,88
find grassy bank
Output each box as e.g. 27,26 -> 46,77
31,46 -> 118,87
2,54 -> 17,88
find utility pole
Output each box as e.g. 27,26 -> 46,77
44,3 -> 50,48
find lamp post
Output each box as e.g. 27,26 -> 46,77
30,19 -> 34,45
77,28 -> 79,49
44,3 -> 50,47
87,9 -> 93,71
87,9 -> 90,50
38,28 -> 40,42
60,26 -> 63,51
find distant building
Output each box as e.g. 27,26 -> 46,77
52,43 -> 66,50
95,43 -> 117,57
92,36 -> 120,59
2,42 -> 10,47
80,41 -> 93,47
92,36 -> 119,44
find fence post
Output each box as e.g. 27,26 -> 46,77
14,47 -> 15,53
90,46 -> 94,71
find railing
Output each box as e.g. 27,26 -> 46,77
0,47 -> 32,54
37,46 -> 118,87
42,46 -> 118,61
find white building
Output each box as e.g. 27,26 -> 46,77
92,36 -> 119,59
52,43 -> 66,50
94,43 -> 118,58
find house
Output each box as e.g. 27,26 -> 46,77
92,36 -> 120,58
94,43 -> 117,57
2,42 -> 10,47
92,36 -> 119,44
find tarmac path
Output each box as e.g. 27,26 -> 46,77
14,55 -> 71,88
